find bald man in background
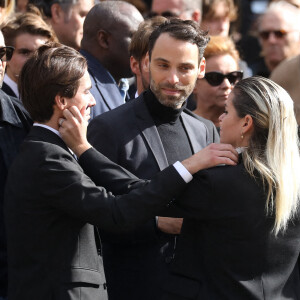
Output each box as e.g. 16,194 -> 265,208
81,1 -> 143,118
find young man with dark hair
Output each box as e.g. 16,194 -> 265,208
4,42 -> 237,300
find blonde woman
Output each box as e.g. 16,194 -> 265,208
163,76 -> 300,300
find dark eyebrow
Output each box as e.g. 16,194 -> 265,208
154,57 -> 169,63
179,62 -> 195,68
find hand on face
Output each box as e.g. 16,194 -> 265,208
181,143 -> 238,174
58,105 -> 92,157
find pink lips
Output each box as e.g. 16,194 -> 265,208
162,88 -> 181,96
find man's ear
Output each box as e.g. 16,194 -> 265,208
97,30 -> 109,49
130,56 -> 140,76
142,52 -> 150,73
55,94 -> 67,111
50,3 -> 64,25
192,9 -> 201,23
197,57 -> 206,79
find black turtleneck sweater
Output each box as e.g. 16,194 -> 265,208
144,89 -> 193,165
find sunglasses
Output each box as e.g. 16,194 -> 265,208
0,46 -> 14,61
204,71 -> 243,86
259,29 -> 288,40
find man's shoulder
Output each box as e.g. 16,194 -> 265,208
90,96 -> 143,124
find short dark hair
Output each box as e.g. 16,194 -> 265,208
20,42 -> 87,122
148,18 -> 209,63
129,16 -> 167,62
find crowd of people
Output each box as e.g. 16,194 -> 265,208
1,0 -> 300,300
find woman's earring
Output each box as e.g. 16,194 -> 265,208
241,132 -> 244,139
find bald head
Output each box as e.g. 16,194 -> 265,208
82,1 -> 143,44
81,1 -> 143,81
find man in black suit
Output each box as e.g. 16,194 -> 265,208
87,18 -> 218,300
4,43 -> 237,300
0,31 -> 32,300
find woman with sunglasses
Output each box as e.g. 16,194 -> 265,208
193,36 -> 243,129
162,76 -> 300,300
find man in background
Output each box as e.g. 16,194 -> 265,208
150,0 -> 202,22
34,0 -> 93,50
81,1 -> 143,118
251,1 -> 300,76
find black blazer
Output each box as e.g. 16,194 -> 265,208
4,126 -> 187,300
87,92 -> 218,300
163,158 -> 300,300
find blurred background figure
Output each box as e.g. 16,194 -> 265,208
0,0 -> 14,23
33,0 -> 94,50
193,36 -> 242,129
149,0 -> 202,22
251,1 -> 300,76
1,8 -> 56,99
129,16 -> 166,97
201,0 -> 237,37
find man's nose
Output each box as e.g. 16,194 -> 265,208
89,95 -> 96,107
267,32 -> 278,43
167,69 -> 179,85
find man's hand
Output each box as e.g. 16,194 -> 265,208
58,106 -> 92,157
182,143 -> 238,175
157,217 -> 183,235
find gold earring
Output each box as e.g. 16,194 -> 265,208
241,133 -> 244,139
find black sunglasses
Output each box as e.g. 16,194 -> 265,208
259,29 -> 288,40
0,46 -> 14,62
204,71 -> 243,86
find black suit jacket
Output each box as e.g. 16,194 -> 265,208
4,126 -> 187,300
163,158 -> 300,300
87,92 -> 219,300
0,90 -> 32,297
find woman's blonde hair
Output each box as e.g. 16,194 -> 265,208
233,76 -> 300,235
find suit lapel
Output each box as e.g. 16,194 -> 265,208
181,113 -> 205,154
134,97 -> 169,171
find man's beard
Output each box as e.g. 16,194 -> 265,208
150,76 -> 196,109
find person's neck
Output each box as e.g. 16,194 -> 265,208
193,104 -> 223,127
41,117 -> 59,131
6,69 -> 18,83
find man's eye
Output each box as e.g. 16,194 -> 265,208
18,50 -> 32,56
